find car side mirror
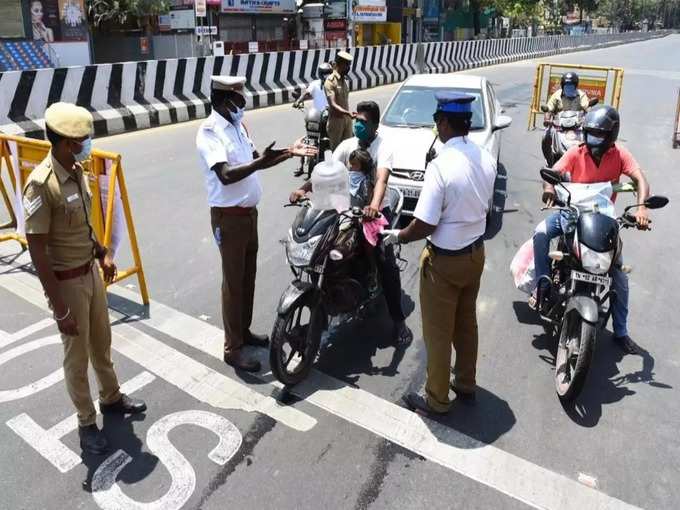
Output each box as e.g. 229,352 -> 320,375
540,104 -> 550,113
644,195 -> 669,210
588,98 -> 599,107
540,168 -> 562,185
492,115 -> 512,131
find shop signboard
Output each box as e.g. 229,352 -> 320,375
423,0 -> 439,24
325,0 -> 347,19
221,0 -> 296,14
352,0 -> 386,23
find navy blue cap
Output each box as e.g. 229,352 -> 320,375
435,91 -> 476,114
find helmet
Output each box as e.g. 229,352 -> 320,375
583,105 -> 620,157
561,72 -> 579,87
318,63 -> 332,79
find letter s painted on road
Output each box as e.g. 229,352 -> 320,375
92,410 -> 242,510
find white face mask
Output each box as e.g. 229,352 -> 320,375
73,138 -> 92,162
349,170 -> 366,196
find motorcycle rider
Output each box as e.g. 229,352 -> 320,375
533,105 -> 650,355
542,72 -> 591,165
293,63 -> 333,178
290,101 -> 413,346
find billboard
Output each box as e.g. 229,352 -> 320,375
423,0 -> 439,24
221,0 -> 296,14
352,0 -> 386,23
29,0 -> 87,42
548,74 -> 608,103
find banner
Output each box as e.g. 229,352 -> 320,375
221,0 -> 296,14
58,0 -> 88,41
548,74 -> 607,103
352,0 -> 386,23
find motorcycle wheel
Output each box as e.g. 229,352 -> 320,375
270,295 -> 324,386
554,311 -> 596,401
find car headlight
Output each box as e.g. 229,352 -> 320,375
286,232 -> 322,267
580,244 -> 613,275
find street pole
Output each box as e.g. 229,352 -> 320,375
347,0 -> 354,47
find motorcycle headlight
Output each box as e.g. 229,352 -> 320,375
580,244 -> 614,275
286,232 -> 322,267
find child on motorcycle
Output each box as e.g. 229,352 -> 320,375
348,148 -> 375,208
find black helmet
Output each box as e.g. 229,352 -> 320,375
583,105 -> 620,157
318,63 -> 332,79
561,72 -> 579,87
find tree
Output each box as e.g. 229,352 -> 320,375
87,0 -> 170,34
495,0 -> 543,29
565,0 -> 599,23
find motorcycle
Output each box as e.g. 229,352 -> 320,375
292,90 -> 330,179
541,98 -> 598,165
536,168 -> 669,401
270,187 -> 404,386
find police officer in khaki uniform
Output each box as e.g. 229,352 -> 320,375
383,93 -> 496,415
23,102 -> 146,455
324,51 -> 355,150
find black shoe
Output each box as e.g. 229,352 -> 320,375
224,351 -> 262,372
294,168 -> 304,177
393,321 -> 413,347
78,424 -> 109,455
613,335 -> 642,355
450,384 -> 476,405
100,394 -> 147,415
402,392 -> 448,416
244,331 -> 269,348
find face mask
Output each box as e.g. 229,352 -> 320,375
586,133 -> 608,157
353,120 -> 375,142
73,138 -> 92,162
563,83 -> 577,98
349,171 -> 366,196
229,106 -> 245,124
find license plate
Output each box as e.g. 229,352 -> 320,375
400,187 -> 421,199
571,270 -> 611,287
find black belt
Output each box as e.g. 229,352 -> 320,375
427,238 -> 484,257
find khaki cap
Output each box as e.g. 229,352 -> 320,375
44,102 -> 93,139
211,75 -> 246,91
336,50 -> 353,62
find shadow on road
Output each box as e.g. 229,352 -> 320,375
513,300 -> 673,428
81,413 -> 157,493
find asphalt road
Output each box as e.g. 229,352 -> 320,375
1,35 -> 679,510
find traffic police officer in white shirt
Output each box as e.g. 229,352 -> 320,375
196,75 -> 315,372
383,92 -> 496,415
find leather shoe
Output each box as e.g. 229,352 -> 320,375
224,351 -> 261,372
79,424 -> 109,455
244,330 -> 269,348
402,392 -> 448,416
100,394 -> 147,415
613,335 -> 642,355
450,384 -> 476,405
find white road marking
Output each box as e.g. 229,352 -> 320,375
6,372 -> 155,474
92,410 -> 242,510
0,318 -> 54,349
578,473 -> 599,489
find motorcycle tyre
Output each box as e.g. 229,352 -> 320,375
555,312 -> 596,401
270,296 -> 325,387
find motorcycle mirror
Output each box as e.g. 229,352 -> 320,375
540,104 -> 550,113
588,98 -> 599,107
540,168 -> 562,186
644,195 -> 669,210
292,89 -> 301,100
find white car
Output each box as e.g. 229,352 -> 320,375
380,74 -> 512,215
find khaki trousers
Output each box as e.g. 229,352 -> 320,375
327,115 -> 353,150
211,208 -> 258,355
419,243 -> 485,412
58,263 -> 121,426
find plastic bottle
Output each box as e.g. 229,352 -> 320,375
310,150 -> 350,212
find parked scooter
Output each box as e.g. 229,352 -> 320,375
292,90 -> 330,180
541,98 -> 599,165
536,168 -> 669,401
269,188 -> 404,386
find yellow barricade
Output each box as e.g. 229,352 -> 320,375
528,63 -> 624,130
673,88 -> 680,149
0,134 -> 149,304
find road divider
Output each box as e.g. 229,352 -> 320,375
0,32 -> 670,139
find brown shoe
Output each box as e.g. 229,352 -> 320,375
402,392 -> 448,416
224,350 -> 261,372
450,383 -> 476,405
244,330 -> 269,348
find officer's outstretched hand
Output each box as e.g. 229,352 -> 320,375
290,137 -> 318,158
99,254 -> 118,284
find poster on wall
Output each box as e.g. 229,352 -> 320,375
352,0 -> 386,23
221,0 -> 296,14
0,0 -> 25,39
30,0 -> 60,42
59,0 -> 88,41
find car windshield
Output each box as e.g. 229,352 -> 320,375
382,86 -> 486,130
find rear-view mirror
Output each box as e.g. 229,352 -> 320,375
493,115 -> 512,131
540,104 -> 550,113
588,98 -> 599,107
540,168 -> 562,186
644,195 -> 669,210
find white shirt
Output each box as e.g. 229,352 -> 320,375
333,134 -> 394,209
414,136 -> 496,250
196,111 -> 262,208
306,79 -> 329,112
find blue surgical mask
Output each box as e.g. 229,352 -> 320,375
353,120 -> 374,142
73,138 -> 92,162
563,83 -> 577,98
230,106 -> 245,124
349,170 -> 366,196
585,133 -> 606,147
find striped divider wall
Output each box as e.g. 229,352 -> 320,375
0,31 -> 668,139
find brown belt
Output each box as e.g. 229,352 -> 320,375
211,206 -> 255,217
54,261 -> 93,281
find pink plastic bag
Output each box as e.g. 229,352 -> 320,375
362,215 -> 389,246
510,238 -> 536,294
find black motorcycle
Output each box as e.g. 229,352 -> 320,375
537,169 -> 669,401
270,189 -> 404,386
292,91 -> 330,179
541,98 -> 598,165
